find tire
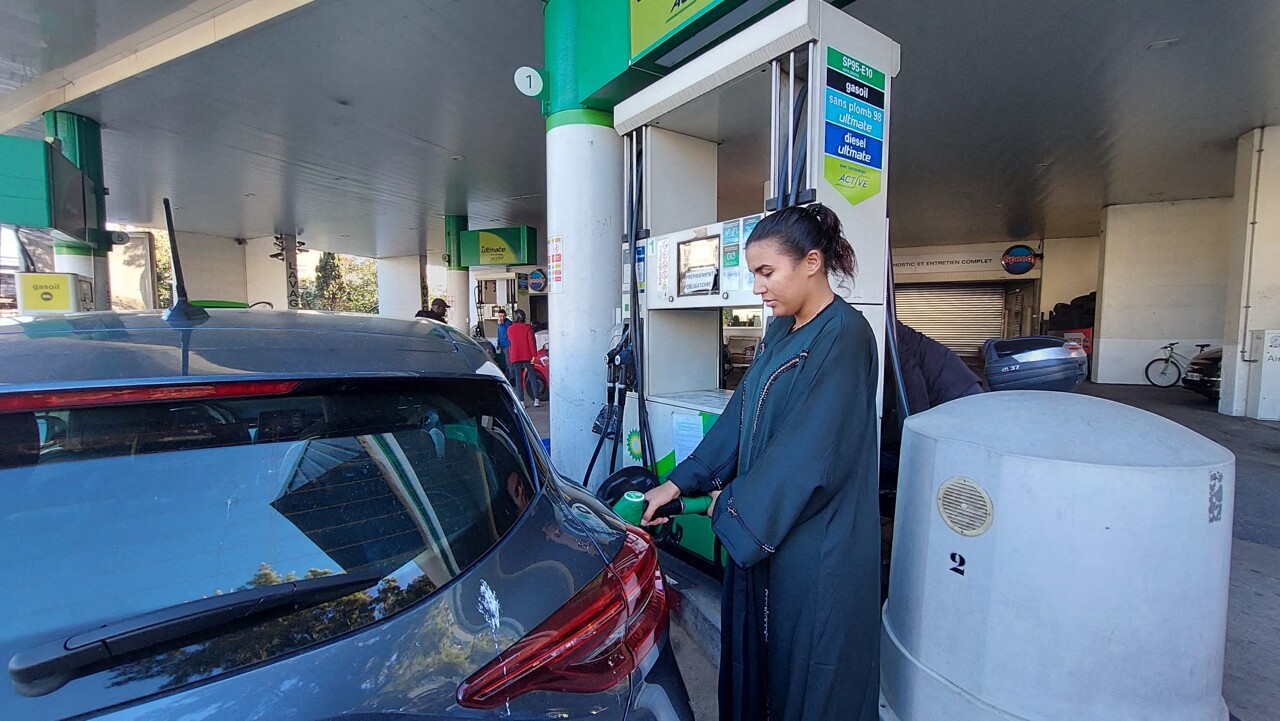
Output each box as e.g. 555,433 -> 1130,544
531,371 -> 549,402
1145,358 -> 1181,387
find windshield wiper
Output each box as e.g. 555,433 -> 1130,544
9,568 -> 387,697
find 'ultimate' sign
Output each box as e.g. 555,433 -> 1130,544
823,47 -> 886,207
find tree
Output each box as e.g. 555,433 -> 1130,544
151,230 -> 173,308
300,252 -> 378,314
314,252 -> 347,310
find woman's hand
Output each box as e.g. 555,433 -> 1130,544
641,481 -> 681,526
707,490 -> 722,517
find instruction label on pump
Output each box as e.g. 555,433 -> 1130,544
823,47 -> 886,207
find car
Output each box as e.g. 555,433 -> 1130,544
530,341 -> 550,402
1182,346 -> 1223,400
0,310 -> 693,721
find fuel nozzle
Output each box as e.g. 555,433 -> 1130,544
613,490 -> 713,526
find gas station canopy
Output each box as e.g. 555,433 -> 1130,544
1,0 -> 1278,257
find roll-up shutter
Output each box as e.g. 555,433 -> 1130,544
895,284 -> 1005,358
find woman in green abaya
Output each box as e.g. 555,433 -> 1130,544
643,204 -> 881,721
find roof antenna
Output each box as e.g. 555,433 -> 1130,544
162,198 -> 209,326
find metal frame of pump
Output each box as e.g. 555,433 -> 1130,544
606,45 -> 829,565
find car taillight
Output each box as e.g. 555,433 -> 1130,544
0,380 -> 300,413
456,527 -> 668,710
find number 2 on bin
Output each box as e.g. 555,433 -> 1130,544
949,552 -> 966,576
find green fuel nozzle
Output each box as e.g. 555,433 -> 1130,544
613,490 -> 713,526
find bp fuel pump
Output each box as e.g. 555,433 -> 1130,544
606,0 -> 895,566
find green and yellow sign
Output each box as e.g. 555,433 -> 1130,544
631,0 -> 727,60
460,226 -> 538,267
18,273 -> 73,312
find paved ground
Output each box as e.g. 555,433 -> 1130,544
1077,383 -> 1280,721
534,385 -> 1280,720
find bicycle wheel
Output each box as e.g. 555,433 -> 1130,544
1145,358 -> 1181,387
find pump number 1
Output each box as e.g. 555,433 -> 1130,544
514,66 -> 545,98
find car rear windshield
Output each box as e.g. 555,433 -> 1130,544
0,377 -> 539,717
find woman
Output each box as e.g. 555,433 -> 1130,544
506,310 -> 541,408
642,204 -> 880,721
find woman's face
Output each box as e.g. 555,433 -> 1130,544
746,238 -> 824,317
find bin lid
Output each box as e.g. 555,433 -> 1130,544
904,391 -> 1233,470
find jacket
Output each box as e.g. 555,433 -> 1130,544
507,322 -> 537,363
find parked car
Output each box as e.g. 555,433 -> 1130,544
0,310 -> 692,721
1183,346 -> 1223,400
981,336 -> 1089,393
530,341 -> 550,402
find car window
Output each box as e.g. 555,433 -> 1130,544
0,378 -> 536,719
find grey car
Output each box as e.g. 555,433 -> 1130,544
0,310 -> 693,721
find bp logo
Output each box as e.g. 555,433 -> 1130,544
1001,245 -> 1038,275
626,430 -> 644,461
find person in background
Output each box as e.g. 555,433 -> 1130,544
495,308 -> 512,374
894,321 -> 983,413
506,309 -> 540,408
415,298 -> 449,323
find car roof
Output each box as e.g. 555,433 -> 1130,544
0,310 -> 497,389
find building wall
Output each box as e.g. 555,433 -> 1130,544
245,236 -> 287,309
1093,198 -> 1232,384
176,231 -> 247,304
1040,236 -> 1100,311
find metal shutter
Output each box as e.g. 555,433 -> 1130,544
895,284 -> 1005,357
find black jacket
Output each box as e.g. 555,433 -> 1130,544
895,322 -> 983,414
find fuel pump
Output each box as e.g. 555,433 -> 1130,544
600,2 -> 896,568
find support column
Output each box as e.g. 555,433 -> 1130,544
1221,127 -> 1280,416
45,111 -> 110,309
545,0 -> 624,482
445,215 -> 471,332
377,255 -> 428,319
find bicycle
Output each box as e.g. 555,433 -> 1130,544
1145,342 -> 1210,387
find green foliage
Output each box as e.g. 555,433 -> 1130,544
301,252 -> 378,314
151,231 -> 173,308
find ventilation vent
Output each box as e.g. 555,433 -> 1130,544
937,477 -> 994,536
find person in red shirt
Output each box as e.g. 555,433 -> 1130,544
506,310 -> 540,407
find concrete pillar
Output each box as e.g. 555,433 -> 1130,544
1091,199 -> 1232,384
377,255 -> 428,319
1221,127 -> 1280,416
445,215 -> 471,332
245,236 -> 291,310
545,0 -> 624,482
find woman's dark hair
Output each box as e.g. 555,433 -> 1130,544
745,203 -> 857,278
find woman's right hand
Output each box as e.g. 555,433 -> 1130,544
640,481 -> 681,526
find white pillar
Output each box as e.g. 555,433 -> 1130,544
547,122 -> 623,482
448,269 -> 471,332
1221,127 -> 1280,415
377,255 -> 427,319
92,254 -> 111,310
245,236 -> 290,310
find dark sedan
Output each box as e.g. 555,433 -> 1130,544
0,310 -> 692,721
1183,347 -> 1223,400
